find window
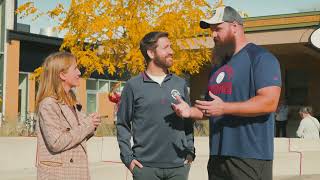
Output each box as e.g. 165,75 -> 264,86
98,80 -> 109,92
86,79 -> 98,113
86,79 -> 98,90
86,79 -> 125,113
19,73 -> 28,122
86,92 -> 97,113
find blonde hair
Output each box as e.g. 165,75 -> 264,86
35,52 -> 78,111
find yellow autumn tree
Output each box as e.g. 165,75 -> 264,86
17,0 -> 222,78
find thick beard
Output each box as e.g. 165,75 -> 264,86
154,54 -> 172,69
211,34 -> 236,66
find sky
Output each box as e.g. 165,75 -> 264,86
17,0 -> 320,37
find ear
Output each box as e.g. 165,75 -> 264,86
231,22 -> 238,33
59,71 -> 67,81
147,49 -> 155,60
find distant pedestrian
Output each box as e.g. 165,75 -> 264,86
296,106 -> 320,139
275,99 -> 289,137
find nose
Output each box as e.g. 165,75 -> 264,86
168,47 -> 174,55
211,31 -> 217,39
76,68 -> 81,76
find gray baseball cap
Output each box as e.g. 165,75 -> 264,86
200,6 -> 243,29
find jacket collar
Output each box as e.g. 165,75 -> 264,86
141,71 -> 173,83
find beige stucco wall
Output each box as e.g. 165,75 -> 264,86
76,78 -> 87,112
27,74 -> 35,113
75,79 -> 115,122
5,40 -> 19,121
98,92 -> 115,124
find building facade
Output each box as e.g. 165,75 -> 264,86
6,30 -> 125,123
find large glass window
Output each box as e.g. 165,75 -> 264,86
86,79 -> 97,90
86,79 -> 125,113
18,73 -> 28,122
86,92 -> 97,113
86,79 -> 98,113
98,80 -> 109,92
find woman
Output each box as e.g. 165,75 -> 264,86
296,106 -> 320,139
35,52 -> 101,180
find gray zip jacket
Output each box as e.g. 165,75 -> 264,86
116,72 -> 195,168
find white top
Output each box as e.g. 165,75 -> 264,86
146,73 -> 166,85
296,115 -> 320,139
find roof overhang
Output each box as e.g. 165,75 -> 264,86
7,30 -> 63,46
179,11 -> 320,50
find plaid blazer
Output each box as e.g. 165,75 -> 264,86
36,97 -> 95,180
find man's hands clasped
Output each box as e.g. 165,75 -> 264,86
171,91 -> 226,118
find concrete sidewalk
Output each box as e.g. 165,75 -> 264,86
2,159 -> 320,180
275,175 -> 320,180
2,137 -> 320,179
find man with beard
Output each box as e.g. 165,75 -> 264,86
116,31 -> 195,180
172,6 -> 281,180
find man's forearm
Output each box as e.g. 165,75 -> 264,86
190,107 -> 205,120
223,95 -> 278,117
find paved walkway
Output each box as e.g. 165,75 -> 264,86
2,161 -> 320,180
274,175 -> 320,180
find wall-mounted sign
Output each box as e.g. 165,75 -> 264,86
310,27 -> 320,49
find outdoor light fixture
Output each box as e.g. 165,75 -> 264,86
310,27 -> 320,50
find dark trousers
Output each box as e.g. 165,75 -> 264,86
275,120 -> 287,137
132,164 -> 190,180
207,156 -> 273,180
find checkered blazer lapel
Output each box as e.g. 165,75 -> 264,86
58,103 -> 87,153
75,107 -> 89,152
58,104 -> 78,127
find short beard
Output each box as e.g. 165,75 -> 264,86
154,54 -> 172,69
211,34 -> 236,66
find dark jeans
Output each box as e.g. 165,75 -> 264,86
132,164 -> 190,180
207,156 -> 273,180
275,120 -> 287,137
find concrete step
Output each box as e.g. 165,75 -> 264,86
300,151 -> 320,175
289,138 -> 320,152
274,138 -> 289,152
274,152 -> 301,176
